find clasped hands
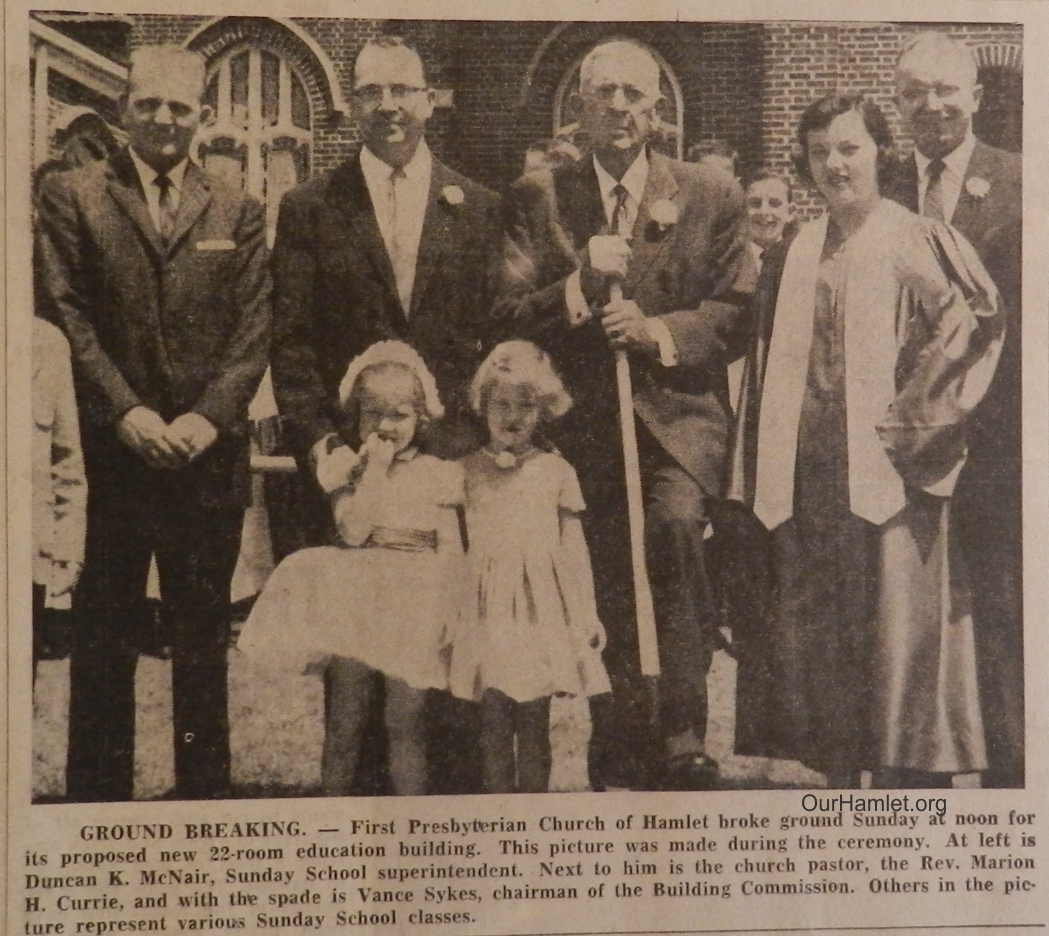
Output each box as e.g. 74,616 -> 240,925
116,406 -> 218,470
580,234 -> 659,356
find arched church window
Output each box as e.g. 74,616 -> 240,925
198,44 -> 312,244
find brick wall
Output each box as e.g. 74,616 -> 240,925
87,15 -> 1025,201
761,21 -> 1023,218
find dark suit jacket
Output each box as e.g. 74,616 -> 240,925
36,150 -> 272,449
500,149 -> 756,498
270,150 -> 503,458
883,140 -> 1022,468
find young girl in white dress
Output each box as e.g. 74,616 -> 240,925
238,341 -> 464,796
449,341 -> 610,793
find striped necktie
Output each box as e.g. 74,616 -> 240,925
154,173 -> 177,242
388,166 -> 413,313
922,159 -> 946,222
611,183 -> 631,237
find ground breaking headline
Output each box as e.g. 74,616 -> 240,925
7,1 -> 1049,935
14,797 -> 1042,934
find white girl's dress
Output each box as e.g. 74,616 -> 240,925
449,449 -> 611,703
237,453 -> 464,691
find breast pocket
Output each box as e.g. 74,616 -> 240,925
189,240 -> 239,274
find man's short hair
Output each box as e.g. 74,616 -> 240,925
745,169 -> 792,202
578,39 -> 661,97
896,31 -> 979,86
687,139 -> 739,168
352,35 -> 429,86
127,45 -> 206,95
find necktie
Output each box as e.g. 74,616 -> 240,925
388,166 -> 413,314
922,159 -> 946,222
154,174 -> 176,242
611,183 -> 631,238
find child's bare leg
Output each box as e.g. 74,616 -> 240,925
322,656 -> 373,795
384,678 -> 428,795
515,696 -> 552,793
481,689 -> 517,793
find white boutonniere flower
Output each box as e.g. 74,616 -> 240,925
649,198 -> 679,229
441,185 -> 465,206
965,177 -> 991,199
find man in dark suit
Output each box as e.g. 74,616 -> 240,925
36,46 -> 271,801
270,36 -> 501,794
272,36 -> 501,500
885,32 -> 1023,788
501,40 -> 755,790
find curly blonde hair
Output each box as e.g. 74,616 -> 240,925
469,340 -> 572,421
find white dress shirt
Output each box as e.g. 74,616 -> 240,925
360,142 -> 432,314
748,240 -> 765,274
128,147 -> 189,233
311,143 -> 433,481
565,150 -> 677,365
914,131 -> 977,225
594,149 -> 648,234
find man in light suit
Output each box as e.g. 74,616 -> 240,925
501,40 -> 756,790
885,32 -> 1023,788
270,36 -> 501,794
36,46 -> 271,801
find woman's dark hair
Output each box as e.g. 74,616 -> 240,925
791,94 -> 895,189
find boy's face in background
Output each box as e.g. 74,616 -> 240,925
745,176 -> 793,249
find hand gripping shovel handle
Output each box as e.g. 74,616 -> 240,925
609,283 -> 660,678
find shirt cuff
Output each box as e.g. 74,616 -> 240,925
565,270 -> 593,327
922,449 -> 967,498
645,317 -> 679,367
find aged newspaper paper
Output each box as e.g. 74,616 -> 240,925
6,0 -> 1048,934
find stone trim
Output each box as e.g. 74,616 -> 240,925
182,16 -> 348,123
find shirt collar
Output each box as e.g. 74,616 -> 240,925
593,148 -> 650,206
128,146 -> 190,195
360,140 -> 432,186
914,130 -> 977,181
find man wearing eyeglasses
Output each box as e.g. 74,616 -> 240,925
270,36 -> 501,795
499,39 -> 755,792
884,31 -> 1023,789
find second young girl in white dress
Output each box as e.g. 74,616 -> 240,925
449,341 -> 610,793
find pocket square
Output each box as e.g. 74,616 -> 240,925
196,239 -> 236,251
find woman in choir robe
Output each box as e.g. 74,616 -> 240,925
728,95 -> 1003,788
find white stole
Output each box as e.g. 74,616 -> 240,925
754,199 -> 911,530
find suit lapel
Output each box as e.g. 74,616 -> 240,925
624,151 -> 679,296
410,160 -> 456,319
105,150 -> 166,261
328,156 -> 403,322
950,139 -> 993,237
165,163 -> 212,256
554,158 -> 609,252
890,155 -> 920,214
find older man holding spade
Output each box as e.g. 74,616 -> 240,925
501,39 -> 756,790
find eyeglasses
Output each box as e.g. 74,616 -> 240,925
898,82 -> 963,104
353,84 -> 428,106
